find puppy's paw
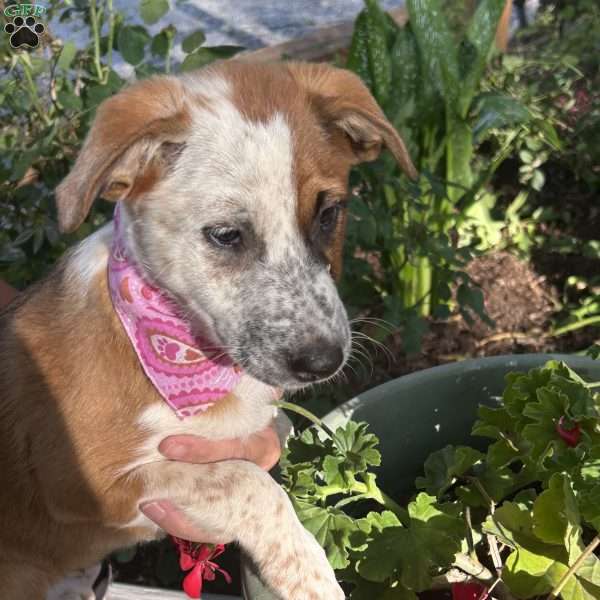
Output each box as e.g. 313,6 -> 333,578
260,528 -> 344,600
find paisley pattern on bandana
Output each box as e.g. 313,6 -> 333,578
107,205 -> 242,419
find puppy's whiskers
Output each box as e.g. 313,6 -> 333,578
349,338 -> 373,376
350,316 -> 397,334
351,327 -> 395,369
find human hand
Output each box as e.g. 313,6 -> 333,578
140,423 -> 285,542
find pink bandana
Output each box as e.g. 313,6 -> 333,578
107,205 -> 243,419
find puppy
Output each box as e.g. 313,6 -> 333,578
0,61 -> 416,600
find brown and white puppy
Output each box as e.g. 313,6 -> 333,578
0,61 -> 416,600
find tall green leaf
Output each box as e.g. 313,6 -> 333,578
347,0 -> 392,106
406,0 -> 470,200
446,115 -> 473,200
459,0 -> 506,116
347,11 -> 374,92
387,24 -> 420,158
57,42 -> 77,70
363,0 -> 393,106
450,0 -> 506,198
405,0 -> 459,106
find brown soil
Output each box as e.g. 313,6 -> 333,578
393,250 -> 560,374
337,249 -> 597,399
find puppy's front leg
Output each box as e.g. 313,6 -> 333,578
139,460 -> 344,600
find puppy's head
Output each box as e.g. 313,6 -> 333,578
56,62 -> 416,389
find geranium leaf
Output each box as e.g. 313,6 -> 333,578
357,526 -> 405,582
486,438 -> 520,468
580,444 -> 600,482
472,405 -> 514,440
502,364 -> 555,423
504,545 -> 566,598
579,484 -> 600,532
351,510 -> 403,554
284,427 -> 332,465
504,545 -> 600,600
415,445 -> 484,496
293,499 -> 357,569
532,473 -> 581,562
487,490 -> 600,599
358,510 -> 403,534
401,494 -> 464,590
482,500 -> 535,548
322,454 -> 348,487
357,494 -> 464,590
332,421 -> 381,473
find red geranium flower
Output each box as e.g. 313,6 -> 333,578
556,416 -> 581,448
452,581 -> 489,600
172,537 -> 232,599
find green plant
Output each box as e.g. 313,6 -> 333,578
474,1 -> 600,343
341,0 -> 552,351
281,360 -> 600,598
0,0 -> 242,288
515,0 -> 599,191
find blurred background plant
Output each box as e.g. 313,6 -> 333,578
341,0 -> 560,351
484,0 -> 600,346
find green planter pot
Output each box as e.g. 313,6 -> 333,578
241,353 -> 600,599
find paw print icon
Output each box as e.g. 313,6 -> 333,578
4,16 -> 45,49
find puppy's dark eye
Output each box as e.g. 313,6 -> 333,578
205,226 -> 242,248
319,205 -> 341,233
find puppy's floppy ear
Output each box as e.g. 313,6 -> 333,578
288,62 -> 418,180
55,76 -> 190,233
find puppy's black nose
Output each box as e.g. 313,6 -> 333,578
287,341 -> 344,382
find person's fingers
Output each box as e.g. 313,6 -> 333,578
140,500 -> 232,544
244,426 -> 282,470
159,425 -> 282,471
159,435 -> 244,463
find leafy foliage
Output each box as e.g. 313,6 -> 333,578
481,0 -> 600,336
283,360 -> 600,598
341,0 -> 559,351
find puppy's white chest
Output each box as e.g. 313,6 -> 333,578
126,374 -> 279,474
